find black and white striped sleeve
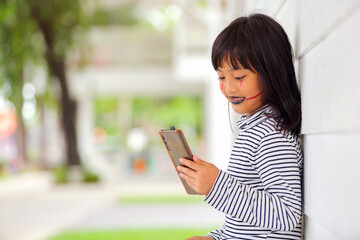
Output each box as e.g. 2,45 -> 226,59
204,132 -> 302,231
205,225 -> 224,240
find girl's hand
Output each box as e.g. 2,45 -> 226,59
177,155 -> 219,195
186,236 -> 213,240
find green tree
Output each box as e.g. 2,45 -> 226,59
0,0 -> 38,163
28,0 -> 87,165
0,0 -> 87,166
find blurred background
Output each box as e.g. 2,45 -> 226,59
0,0 -> 232,239
0,0 -> 211,181
1,0 -> 360,240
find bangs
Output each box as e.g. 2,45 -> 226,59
211,19 -> 255,72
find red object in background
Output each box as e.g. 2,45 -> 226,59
0,110 -> 17,139
133,157 -> 147,173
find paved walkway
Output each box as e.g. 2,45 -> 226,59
0,172 -> 224,240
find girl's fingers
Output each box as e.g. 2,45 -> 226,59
193,155 -> 203,163
185,176 -> 196,189
177,165 -> 196,178
179,172 -> 196,187
180,158 -> 200,171
193,155 -> 212,166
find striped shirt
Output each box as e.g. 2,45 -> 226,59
205,104 -> 303,240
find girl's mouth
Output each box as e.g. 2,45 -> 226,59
229,96 -> 246,105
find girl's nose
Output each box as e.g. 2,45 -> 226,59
224,79 -> 237,93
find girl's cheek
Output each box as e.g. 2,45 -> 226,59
220,81 -> 224,90
220,82 -> 229,101
239,81 -> 243,87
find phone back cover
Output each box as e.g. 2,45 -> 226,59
159,130 -> 198,195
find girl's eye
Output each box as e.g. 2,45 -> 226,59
235,76 -> 245,80
218,77 -> 225,80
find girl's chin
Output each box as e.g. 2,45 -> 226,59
231,105 -> 247,115
231,101 -> 266,116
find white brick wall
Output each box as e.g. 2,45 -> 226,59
304,134 -> 360,239
299,4 -> 360,135
296,0 -> 360,58
297,2 -> 360,239
223,0 -> 360,239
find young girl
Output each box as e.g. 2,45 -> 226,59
177,13 -> 303,239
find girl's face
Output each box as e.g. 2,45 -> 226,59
217,60 -> 265,116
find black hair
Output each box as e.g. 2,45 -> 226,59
212,13 -> 302,135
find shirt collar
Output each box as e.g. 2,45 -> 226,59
236,104 -> 274,131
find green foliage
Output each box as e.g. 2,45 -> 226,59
0,163 -> 8,180
81,168 -> 100,183
94,97 -> 118,136
91,3 -> 139,26
197,0 -> 209,8
0,0 -> 88,105
92,96 -> 203,149
0,0 -> 40,111
53,165 -> 100,183
53,165 -> 68,184
0,0 -> 39,67
132,96 -> 203,135
40,83 -> 60,111
48,228 -> 213,240
118,194 -> 204,204
0,0 -> 89,156
94,97 -> 118,115
29,0 -> 88,58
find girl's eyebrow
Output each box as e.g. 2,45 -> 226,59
217,68 -> 244,72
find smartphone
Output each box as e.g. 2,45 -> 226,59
159,126 -> 198,195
